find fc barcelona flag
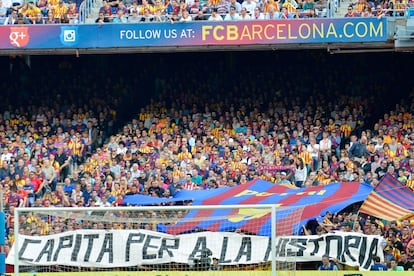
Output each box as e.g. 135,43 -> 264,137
359,173 -> 414,221
163,179 -> 372,236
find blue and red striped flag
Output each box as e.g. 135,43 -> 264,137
359,173 -> 414,221
164,179 -> 372,236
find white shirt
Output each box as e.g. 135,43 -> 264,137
240,14 -> 251,20
224,13 -> 241,20
180,15 -> 192,22
116,147 -> 127,155
295,166 -> 307,182
241,0 -> 256,14
1,152 -> 12,163
319,138 -> 332,152
252,12 -> 264,19
208,14 -> 223,21
307,143 -> 320,158
2,0 -> 12,8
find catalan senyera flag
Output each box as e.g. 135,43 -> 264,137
359,173 -> 414,221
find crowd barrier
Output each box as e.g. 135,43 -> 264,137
79,0 -> 100,23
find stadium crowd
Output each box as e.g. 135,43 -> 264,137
1,52 -> 414,271
0,0 -> 410,25
0,0 -> 80,24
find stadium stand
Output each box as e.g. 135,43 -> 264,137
0,0 -> 410,25
1,51 -> 414,271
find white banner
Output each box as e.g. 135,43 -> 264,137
7,230 -> 383,270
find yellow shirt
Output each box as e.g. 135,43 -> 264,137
48,0 -> 60,6
177,151 -> 192,161
139,4 -> 154,15
282,2 -> 296,12
153,3 -> 165,14
26,6 -> 41,18
52,4 -> 68,19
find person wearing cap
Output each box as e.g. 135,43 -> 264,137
340,221 -> 352,232
383,243 -> 397,264
276,171 -> 291,185
128,8 -> 141,23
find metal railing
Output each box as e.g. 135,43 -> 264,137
79,0 -> 100,23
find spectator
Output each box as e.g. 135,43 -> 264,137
153,0 -> 166,14
67,1 -> 79,23
224,5 -> 240,20
398,252 -> 413,271
318,254 -> 338,270
389,260 -> 404,271
208,8 -> 222,20
227,0 -> 241,13
32,12 -> 44,23
282,0 -> 297,13
189,0 -> 203,14
279,6 -> 291,18
179,10 -> 192,21
139,0 -> 154,15
45,10 -> 57,23
264,0 -> 278,13
294,158 -> 307,187
239,7 -> 251,20
371,256 -> 388,271
345,5 -> 358,17
264,4 -> 278,19
127,8 -> 140,22
241,0 -> 255,14
3,8 -> 17,24
252,6 -> 264,19
52,0 -> 68,21
360,6 -> 372,17
99,0 -> 113,20
25,1 -> 40,20
348,136 -> 371,162
140,7 -> 154,21
113,9 -> 128,22
193,10 -> 206,20
302,0 -> 314,11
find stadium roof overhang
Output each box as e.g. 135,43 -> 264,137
0,42 -> 395,56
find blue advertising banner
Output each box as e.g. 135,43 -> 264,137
0,18 -> 387,50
